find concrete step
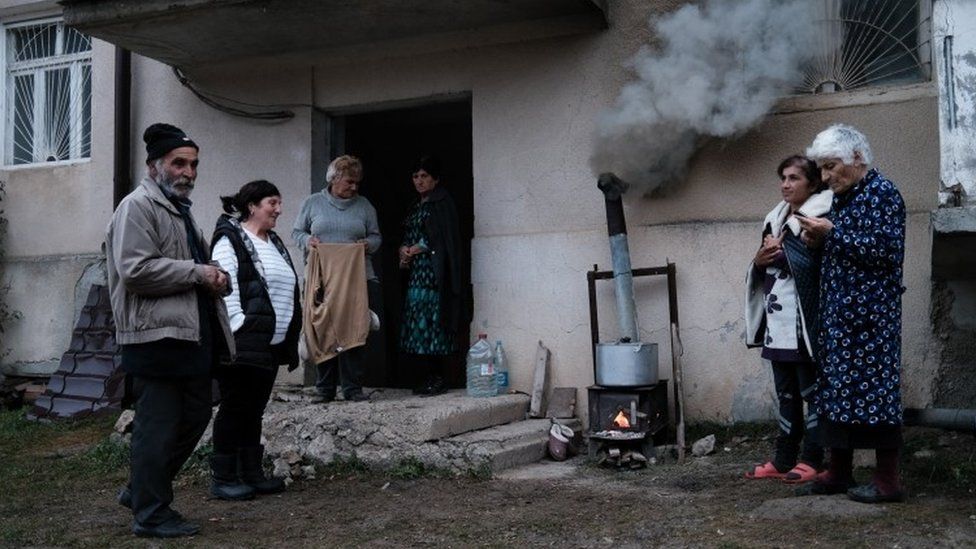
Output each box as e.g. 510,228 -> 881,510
439,418 -> 583,473
267,388 -> 530,443
257,387 -> 580,475
396,390 -> 532,442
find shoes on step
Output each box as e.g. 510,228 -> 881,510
369,310 -> 381,331
312,390 -> 336,404
420,377 -> 448,397
847,482 -> 906,504
132,516 -> 200,538
344,391 -> 369,402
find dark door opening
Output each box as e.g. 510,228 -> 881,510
327,98 -> 473,390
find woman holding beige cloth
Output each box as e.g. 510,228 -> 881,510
293,155 -> 381,402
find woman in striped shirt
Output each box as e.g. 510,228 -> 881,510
210,180 -> 301,501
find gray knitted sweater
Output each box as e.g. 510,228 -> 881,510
291,189 -> 382,281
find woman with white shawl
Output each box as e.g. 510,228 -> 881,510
744,155 -> 833,484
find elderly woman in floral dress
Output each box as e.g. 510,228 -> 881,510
796,124 -> 906,503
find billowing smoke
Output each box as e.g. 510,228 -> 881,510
590,0 -> 817,193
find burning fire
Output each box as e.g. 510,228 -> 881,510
612,410 -> 631,429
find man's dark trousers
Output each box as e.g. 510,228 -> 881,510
129,374 -> 212,526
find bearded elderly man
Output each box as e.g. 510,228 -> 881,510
105,123 -> 235,538
796,124 -> 906,504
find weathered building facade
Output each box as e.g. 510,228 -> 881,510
1,0 -> 971,421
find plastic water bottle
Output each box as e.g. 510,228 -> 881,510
494,340 -> 509,395
466,333 -> 496,397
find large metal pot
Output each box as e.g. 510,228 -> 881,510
595,341 -> 658,387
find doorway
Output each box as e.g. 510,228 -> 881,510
321,97 -> 474,389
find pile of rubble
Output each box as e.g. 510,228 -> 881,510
105,385 -> 556,483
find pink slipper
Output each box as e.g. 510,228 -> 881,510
744,461 -> 786,480
783,462 -> 818,484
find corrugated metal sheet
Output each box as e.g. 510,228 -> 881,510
28,285 -> 125,420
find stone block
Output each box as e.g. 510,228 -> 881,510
442,418 -> 583,473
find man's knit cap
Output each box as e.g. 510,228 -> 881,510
144,123 -> 198,162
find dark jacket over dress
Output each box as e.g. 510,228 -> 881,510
422,186 -> 468,332
212,215 -> 302,370
816,168 -> 905,427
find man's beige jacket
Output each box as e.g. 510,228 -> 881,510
105,178 -> 234,353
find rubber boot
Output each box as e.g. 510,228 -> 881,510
209,452 -> 255,500
239,445 -> 286,495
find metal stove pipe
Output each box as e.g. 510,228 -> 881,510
597,173 -> 639,342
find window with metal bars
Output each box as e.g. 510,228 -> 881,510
797,0 -> 932,94
4,19 -> 92,166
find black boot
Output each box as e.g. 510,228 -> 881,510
239,445 -> 286,495
209,453 -> 255,500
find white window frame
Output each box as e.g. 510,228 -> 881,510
2,16 -> 92,168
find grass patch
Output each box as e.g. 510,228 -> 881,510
0,407 -> 95,456
0,408 -> 123,478
319,455 -> 371,477
180,441 -> 214,477
0,408 -> 126,547
388,457 -> 456,480
83,436 -> 130,474
464,463 -> 494,480
901,428 -> 976,495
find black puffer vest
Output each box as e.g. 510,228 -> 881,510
212,215 -> 301,370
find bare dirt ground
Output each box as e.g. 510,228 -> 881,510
2,411 -> 974,548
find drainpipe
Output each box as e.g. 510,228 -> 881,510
113,47 -> 131,209
904,408 -> 976,434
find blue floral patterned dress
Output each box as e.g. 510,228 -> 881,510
815,168 -> 905,429
399,202 -> 455,355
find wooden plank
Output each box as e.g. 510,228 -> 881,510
528,341 -> 550,418
670,321 -> 687,462
545,387 -> 577,419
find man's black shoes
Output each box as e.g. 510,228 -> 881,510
132,517 -> 200,538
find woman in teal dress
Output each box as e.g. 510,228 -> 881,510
399,156 -> 464,396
